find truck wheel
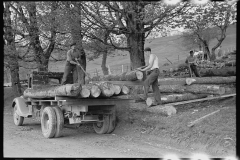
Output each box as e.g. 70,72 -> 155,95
13,104 -> 24,126
41,107 -> 57,138
53,106 -> 64,138
107,111 -> 116,134
93,115 -> 110,134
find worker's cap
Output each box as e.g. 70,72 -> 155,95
70,42 -> 76,47
189,50 -> 194,54
144,47 -> 151,52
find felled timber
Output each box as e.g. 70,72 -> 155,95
186,76 -> 236,85
146,93 -> 208,107
23,83 -> 81,98
158,78 -> 187,86
224,86 -> 236,94
158,84 -> 225,95
121,85 -> 130,95
113,85 -> 122,95
80,85 -> 93,98
199,67 -> 236,77
91,70 -> 144,81
94,82 -> 115,97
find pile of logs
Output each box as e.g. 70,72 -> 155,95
145,76 -> 236,107
23,82 -> 130,99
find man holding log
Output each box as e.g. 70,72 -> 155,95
61,43 -> 81,85
136,47 -> 162,105
185,50 -> 201,77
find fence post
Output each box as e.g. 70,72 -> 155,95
122,65 -> 124,73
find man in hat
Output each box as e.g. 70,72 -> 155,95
61,42 -> 81,85
185,50 -> 201,77
136,47 -> 162,105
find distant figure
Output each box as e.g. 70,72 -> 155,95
217,46 -> 223,59
61,43 -> 81,85
185,50 -> 201,77
136,47 -> 162,105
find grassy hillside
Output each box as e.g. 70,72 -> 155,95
18,24 -> 236,79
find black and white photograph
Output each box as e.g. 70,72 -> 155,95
3,0 -> 237,158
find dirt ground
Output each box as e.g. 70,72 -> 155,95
4,87 -> 236,158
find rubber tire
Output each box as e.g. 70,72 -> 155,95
13,104 -> 24,126
93,115 -> 110,134
41,107 -> 57,138
53,106 -> 64,138
106,110 -> 116,134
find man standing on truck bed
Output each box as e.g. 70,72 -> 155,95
136,47 -> 162,105
185,50 -> 201,77
61,42 -> 81,85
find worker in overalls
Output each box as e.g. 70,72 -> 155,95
136,47 -> 162,105
61,43 -> 81,85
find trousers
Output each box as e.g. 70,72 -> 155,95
143,68 -> 161,104
190,64 -> 200,77
61,61 -> 78,85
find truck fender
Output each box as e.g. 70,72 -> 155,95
12,96 -> 30,117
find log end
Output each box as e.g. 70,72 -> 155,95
114,85 -> 121,95
136,71 -> 144,80
186,78 -> 196,85
80,88 -> 91,98
219,87 -> 226,95
91,85 -> 101,98
146,97 -> 154,107
121,85 -> 130,94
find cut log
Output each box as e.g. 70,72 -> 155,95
186,84 -> 225,95
23,83 -> 81,98
186,76 -> 236,85
83,84 -> 100,98
147,105 -> 177,116
94,82 -> 115,97
146,93 -> 208,107
121,85 -> 130,95
113,85 -> 122,95
91,70 -> 144,81
158,78 -> 187,85
159,85 -> 186,93
224,86 -> 236,94
80,85 -> 91,98
199,67 -> 236,77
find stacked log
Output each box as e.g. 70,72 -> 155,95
23,83 -> 81,98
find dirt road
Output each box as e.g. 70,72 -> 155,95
4,88 -> 236,158
4,107 -> 194,158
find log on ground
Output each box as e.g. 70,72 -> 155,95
146,93 -> 208,107
186,84 -> 225,95
186,76 -> 236,85
158,78 -> 187,85
23,83 -> 81,98
199,67 -> 236,77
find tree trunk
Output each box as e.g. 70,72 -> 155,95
202,40 -> 211,61
101,32 -> 109,75
125,2 -> 145,70
4,2 -> 22,96
199,67 -> 236,77
158,78 -> 187,85
91,70 -> 143,81
186,76 -> 236,85
146,93 -> 208,107
23,83 -> 82,98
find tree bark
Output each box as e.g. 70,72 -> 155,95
186,76 -> 236,85
125,2 -> 145,70
146,93 -> 208,107
199,67 -> 236,77
91,70 -> 143,81
4,2 -> 22,96
101,31 -> 109,75
23,83 -> 82,98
